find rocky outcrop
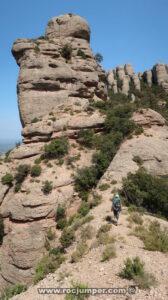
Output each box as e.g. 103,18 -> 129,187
0,14 -> 107,289
107,63 -> 140,95
142,62 -> 168,92
107,62 -> 168,95
132,108 -> 166,127
12,14 -> 107,128
0,139 -> 94,288
10,143 -> 44,159
99,109 -> 168,190
21,111 -> 105,144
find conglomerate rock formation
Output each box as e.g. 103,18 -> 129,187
107,62 -> 168,95
12,13 -> 107,141
0,13 -> 107,289
0,13 -> 168,297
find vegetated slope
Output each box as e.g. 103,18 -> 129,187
10,194 -> 168,300
4,86 -> 168,300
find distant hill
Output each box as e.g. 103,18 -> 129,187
0,140 -> 20,155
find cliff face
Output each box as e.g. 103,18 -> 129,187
12,14 -> 107,132
0,14 -> 107,289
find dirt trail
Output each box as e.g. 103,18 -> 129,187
12,190 -> 168,300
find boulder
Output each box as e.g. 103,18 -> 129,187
112,80 -> 118,94
152,62 -> 168,85
107,70 -> 115,88
9,143 -> 44,159
124,63 -> 135,76
116,65 -> 125,80
0,219 -> 55,287
121,76 -> 130,95
131,74 -> 141,90
45,14 -> 90,41
132,108 -> 166,127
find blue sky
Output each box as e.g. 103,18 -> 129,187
0,0 -> 168,140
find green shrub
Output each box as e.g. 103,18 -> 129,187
128,205 -> 137,213
78,129 -> 95,148
133,156 -> 143,166
101,244 -> 116,261
105,215 -> 112,222
71,215 -> 94,231
97,232 -> 115,245
14,182 -> 21,193
1,173 -> 13,186
49,246 -> 63,256
120,256 -> 145,280
77,49 -> 86,59
4,149 -> 12,163
47,162 -> 52,168
74,167 -> 98,200
65,282 -> 89,300
56,204 -> 66,221
16,142 -> 21,148
111,180 -> 117,185
60,227 -> 75,249
92,132 -> 123,178
2,284 -> 27,300
134,125 -> 144,135
34,157 -> 41,164
121,170 -> 168,218
66,154 -> 81,166
56,218 -> 67,230
31,165 -> 41,177
42,181 -> 53,195
99,183 -> 110,191
120,256 -> 157,290
44,137 -> 69,159
34,252 -> 65,284
90,194 -> 102,208
44,238 -> 50,251
132,82 -> 168,122
97,224 -> 112,234
31,117 -> 39,123
78,203 -> 91,217
15,164 -> 30,183
117,79 -> 123,90
61,44 -> 72,60
34,45 -> 40,54
96,224 -> 114,245
133,221 -> 168,253
71,242 -> 88,263
0,217 -> 4,245
127,212 -> 143,225
95,53 -> 103,64
47,230 -> 55,241
105,109 -> 135,136
134,272 -> 157,290
81,225 -> 94,241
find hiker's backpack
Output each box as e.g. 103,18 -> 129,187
113,198 -> 121,211
115,200 -> 121,210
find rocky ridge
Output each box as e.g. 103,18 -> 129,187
107,62 -> 168,95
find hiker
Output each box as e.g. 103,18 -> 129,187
111,193 -> 122,225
